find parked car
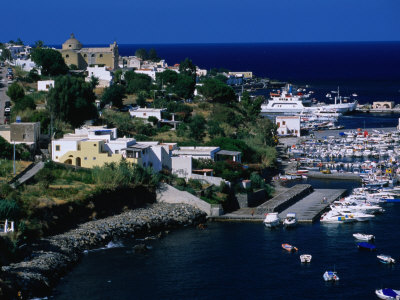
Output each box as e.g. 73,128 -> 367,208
5,101 -> 11,108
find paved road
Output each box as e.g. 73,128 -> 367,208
10,161 -> 44,188
0,64 -> 10,124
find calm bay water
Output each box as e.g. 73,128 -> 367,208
52,199 -> 400,299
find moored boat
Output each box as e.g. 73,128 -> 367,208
300,254 -> 312,263
264,213 -> 280,228
375,288 -> 400,300
353,233 -> 375,241
323,271 -> 339,282
282,243 -> 298,252
357,242 -> 376,251
283,213 -> 297,228
377,255 -> 396,264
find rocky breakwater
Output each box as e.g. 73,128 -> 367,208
0,203 -> 206,299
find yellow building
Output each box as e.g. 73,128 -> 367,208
59,34 -> 119,70
57,140 -> 141,168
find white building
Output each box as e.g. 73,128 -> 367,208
14,58 -> 38,72
276,116 -> 301,137
37,80 -> 55,91
196,67 -> 207,77
172,146 -> 221,160
135,69 -> 156,80
129,107 -> 166,120
86,65 -> 113,87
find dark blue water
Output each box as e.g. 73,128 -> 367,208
52,202 -> 400,299
54,42 -> 400,103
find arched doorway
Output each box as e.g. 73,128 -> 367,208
64,159 -> 72,165
76,157 -> 81,167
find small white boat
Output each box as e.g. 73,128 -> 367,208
377,255 -> 396,264
300,254 -> 312,263
375,288 -> 400,299
283,213 -> 297,228
263,213 -> 280,228
353,233 -> 375,241
320,211 -> 355,223
323,271 -> 339,282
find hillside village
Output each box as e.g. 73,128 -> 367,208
0,35 -> 278,243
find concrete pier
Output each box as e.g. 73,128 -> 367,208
210,184 -> 346,224
278,188 -> 346,223
306,171 -> 361,181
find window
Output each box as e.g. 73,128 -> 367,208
99,54 -> 103,58
91,54 -> 95,57
66,54 -> 69,58
84,54 -> 87,57
93,157 -> 96,160
55,156 -> 58,159
94,144 -> 97,147
143,113 -> 147,116
277,122 -> 280,128
282,121 -> 286,125
84,157 -> 87,160
69,45 -> 71,48
115,150 -> 119,154
55,145 -> 60,151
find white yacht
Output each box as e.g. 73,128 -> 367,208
261,85 -> 357,114
263,213 -> 280,228
320,211 -> 355,223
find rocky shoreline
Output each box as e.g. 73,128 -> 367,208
0,203 -> 207,299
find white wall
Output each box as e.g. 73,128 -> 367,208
171,156 -> 192,178
276,117 -> 301,137
86,66 -> 113,87
135,69 -> 156,80
38,80 -> 54,91
51,140 -> 80,162
129,108 -> 164,119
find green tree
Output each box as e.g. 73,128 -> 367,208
148,48 -> 159,61
101,84 -> 126,108
0,48 -> 12,61
207,120 -> 225,138
188,115 -> 206,141
34,40 -> 44,48
135,48 -> 148,60
31,48 -> 69,76
179,58 -> 196,78
6,82 -> 25,101
174,74 -> 195,99
27,68 -> 41,82
156,70 -> 179,87
15,38 -> 24,45
198,78 -> 236,103
254,118 -> 276,147
136,93 -> 146,108
89,75 -> 99,89
124,71 -> 152,93
114,69 -> 123,84
240,91 -> 264,121
13,95 -> 36,112
47,76 -> 97,127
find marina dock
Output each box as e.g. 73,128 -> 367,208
278,188 -> 346,223
211,185 -> 346,223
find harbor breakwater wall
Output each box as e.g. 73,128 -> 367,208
0,203 -> 207,299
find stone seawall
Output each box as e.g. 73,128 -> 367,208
0,203 -> 206,299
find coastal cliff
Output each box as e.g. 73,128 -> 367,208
0,203 -> 206,299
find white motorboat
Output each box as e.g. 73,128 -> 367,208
283,213 -> 297,227
263,213 -> 280,228
323,271 -> 339,282
300,254 -> 312,263
353,233 -> 375,241
320,211 -> 355,223
377,255 -> 396,264
335,210 -> 374,222
375,288 -> 400,300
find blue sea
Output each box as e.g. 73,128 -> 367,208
52,181 -> 400,300
50,43 -> 400,299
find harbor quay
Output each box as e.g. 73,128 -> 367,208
210,185 -> 346,223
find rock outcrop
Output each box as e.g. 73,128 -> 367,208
0,203 -> 206,299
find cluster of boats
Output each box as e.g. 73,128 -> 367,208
320,185 -> 399,224
263,212 -> 297,228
